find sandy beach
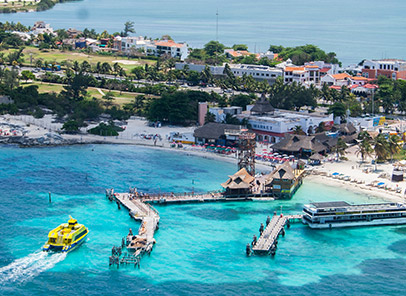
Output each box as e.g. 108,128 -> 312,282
2,114 -> 406,203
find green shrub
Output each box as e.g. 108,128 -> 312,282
88,122 -> 124,137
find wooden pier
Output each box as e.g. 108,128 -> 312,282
251,214 -> 303,255
107,190 -> 160,267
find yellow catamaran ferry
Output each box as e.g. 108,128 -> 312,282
42,216 -> 89,252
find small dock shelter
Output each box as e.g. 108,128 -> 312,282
309,153 -> 324,165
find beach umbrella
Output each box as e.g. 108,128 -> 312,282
332,172 -> 339,176
377,182 -> 385,186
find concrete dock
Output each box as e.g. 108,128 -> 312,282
252,214 -> 303,255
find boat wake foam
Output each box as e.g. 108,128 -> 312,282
0,251 -> 67,284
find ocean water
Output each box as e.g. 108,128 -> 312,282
1,0 -> 406,64
1,144 -> 406,295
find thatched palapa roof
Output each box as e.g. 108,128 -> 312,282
264,162 -> 297,186
250,94 -> 274,115
309,153 -> 324,161
194,123 -> 241,140
221,168 -> 255,190
272,134 -> 326,153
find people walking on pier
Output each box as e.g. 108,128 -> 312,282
252,234 -> 257,246
128,228 -> 133,236
259,223 -> 264,235
266,215 -> 271,226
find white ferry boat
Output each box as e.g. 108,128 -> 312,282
302,201 -> 406,228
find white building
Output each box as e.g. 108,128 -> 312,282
175,63 -> 283,84
283,65 -> 320,85
30,21 -> 54,36
237,109 -> 334,143
209,106 -> 243,122
119,36 -> 150,52
154,40 -> 188,60
320,73 -> 351,86
115,37 -> 188,60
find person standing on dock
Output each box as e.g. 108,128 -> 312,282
266,215 -> 271,226
252,234 -> 257,246
259,223 -> 264,235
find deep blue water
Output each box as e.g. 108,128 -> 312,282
1,144 -> 406,295
1,0 -> 406,64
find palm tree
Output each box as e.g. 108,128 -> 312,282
81,60 -> 91,74
356,138 -> 373,163
113,62 -> 121,77
388,134 -> 401,162
100,62 -> 111,75
335,137 -> 347,160
373,133 -> 389,163
293,125 -> 306,135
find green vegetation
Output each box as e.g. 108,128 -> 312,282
269,44 -> 340,65
147,90 -> 218,125
0,0 -> 78,14
88,121 -> 124,137
187,40 -> 227,65
356,131 -> 402,163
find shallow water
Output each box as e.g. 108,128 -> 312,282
1,0 -> 406,64
1,144 -> 406,295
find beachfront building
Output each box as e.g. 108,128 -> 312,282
320,73 -> 351,86
283,65 -> 320,85
263,162 -> 305,199
224,49 -> 260,59
115,37 -> 188,60
362,59 -> 406,80
154,40 -> 188,60
175,63 -> 283,84
115,36 -> 154,54
237,98 -> 334,143
271,134 -> 327,158
221,168 -> 255,196
208,106 -> 242,123
31,21 -> 54,36
193,123 -> 243,146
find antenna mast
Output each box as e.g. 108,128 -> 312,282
216,9 -> 219,65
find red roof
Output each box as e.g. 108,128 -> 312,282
363,84 -> 379,89
331,73 -> 351,80
155,40 -> 185,48
320,67 -> 330,73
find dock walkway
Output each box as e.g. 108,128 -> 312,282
252,214 -> 303,255
107,191 -> 160,267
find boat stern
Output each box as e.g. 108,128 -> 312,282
42,244 -> 51,252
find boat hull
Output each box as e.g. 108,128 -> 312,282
303,217 -> 406,229
43,231 -> 88,252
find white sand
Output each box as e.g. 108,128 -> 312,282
2,114 -> 406,203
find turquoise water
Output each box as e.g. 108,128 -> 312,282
1,144 -> 406,295
1,0 -> 406,64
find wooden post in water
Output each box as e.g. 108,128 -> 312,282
48,192 -> 51,203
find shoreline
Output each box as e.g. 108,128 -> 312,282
2,115 -> 406,204
307,174 -> 406,204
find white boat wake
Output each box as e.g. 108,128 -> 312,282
0,251 -> 67,284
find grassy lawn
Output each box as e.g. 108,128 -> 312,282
0,1 -> 38,12
24,46 -> 155,69
1,46 -> 156,73
22,81 -> 157,106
